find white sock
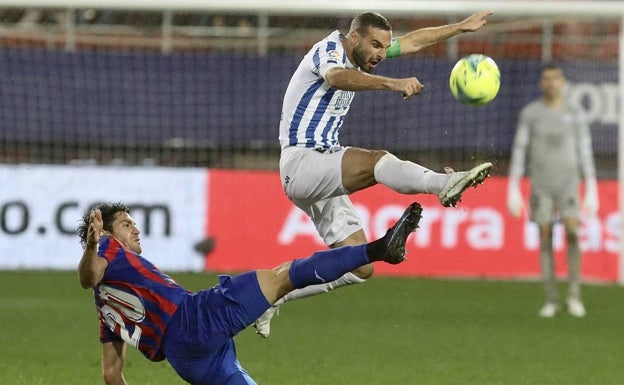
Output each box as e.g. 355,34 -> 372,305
374,153 -> 447,194
274,272 -> 366,307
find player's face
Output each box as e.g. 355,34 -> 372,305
351,26 -> 392,73
540,68 -> 565,100
108,211 -> 142,254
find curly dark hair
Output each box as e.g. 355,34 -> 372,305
77,201 -> 130,247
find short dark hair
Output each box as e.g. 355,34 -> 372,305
541,63 -> 563,73
349,12 -> 392,35
77,201 -> 130,247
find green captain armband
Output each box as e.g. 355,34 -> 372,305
386,39 -> 401,58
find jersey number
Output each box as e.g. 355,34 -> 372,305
98,285 -> 146,348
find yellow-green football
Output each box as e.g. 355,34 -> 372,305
449,54 -> 500,107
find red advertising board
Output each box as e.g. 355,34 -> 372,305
206,169 -> 619,282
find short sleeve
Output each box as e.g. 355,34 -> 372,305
317,41 -> 347,80
98,236 -> 123,264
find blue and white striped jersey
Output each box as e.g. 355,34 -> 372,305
279,31 -> 357,150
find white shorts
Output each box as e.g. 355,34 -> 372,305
279,146 -> 362,245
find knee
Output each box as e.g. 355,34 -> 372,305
565,219 -> 580,238
566,228 -> 579,241
372,149 -> 389,160
275,261 -> 295,284
273,261 -> 292,272
102,368 -> 122,385
272,261 -> 294,287
539,226 -> 552,239
349,148 -> 390,170
371,150 -> 391,167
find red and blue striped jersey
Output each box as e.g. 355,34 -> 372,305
94,236 -> 189,361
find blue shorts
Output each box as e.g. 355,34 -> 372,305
162,271 -> 271,385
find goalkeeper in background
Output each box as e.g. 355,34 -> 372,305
507,64 -> 599,318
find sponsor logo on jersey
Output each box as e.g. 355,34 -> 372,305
327,49 -> 341,62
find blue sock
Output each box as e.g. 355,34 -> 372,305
288,245 -> 370,289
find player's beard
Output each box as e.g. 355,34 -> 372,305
352,46 -> 374,73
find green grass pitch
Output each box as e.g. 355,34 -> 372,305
1,270 -> 623,385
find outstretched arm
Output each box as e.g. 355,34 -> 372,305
394,11 -> 493,56
78,209 -> 108,288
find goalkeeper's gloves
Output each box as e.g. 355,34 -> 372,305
582,177 -> 599,217
507,178 -> 523,218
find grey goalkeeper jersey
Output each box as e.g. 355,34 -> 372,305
509,99 -> 596,194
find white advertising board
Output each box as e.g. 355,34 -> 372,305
0,165 -> 207,271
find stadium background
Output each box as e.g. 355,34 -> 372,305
1,2 -> 624,385
0,0 -> 620,281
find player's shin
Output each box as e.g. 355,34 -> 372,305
278,272 -> 366,304
374,153 -> 446,194
288,245 -> 369,289
566,230 -> 582,299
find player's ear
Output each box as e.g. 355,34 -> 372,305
348,30 -> 359,45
